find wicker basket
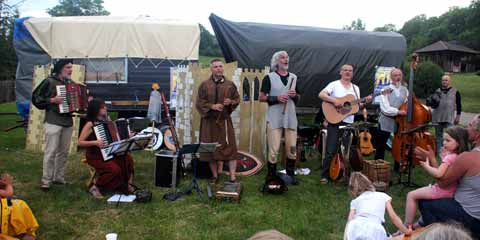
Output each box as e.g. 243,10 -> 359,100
362,160 -> 391,190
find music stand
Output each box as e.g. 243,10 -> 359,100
397,123 -> 436,187
107,133 -> 152,157
179,143 -> 217,197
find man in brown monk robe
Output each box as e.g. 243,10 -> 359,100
195,59 -> 240,182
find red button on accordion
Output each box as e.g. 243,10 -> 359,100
56,83 -> 88,113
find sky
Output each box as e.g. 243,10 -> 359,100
14,0 -> 473,33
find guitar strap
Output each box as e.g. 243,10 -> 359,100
352,84 -> 361,108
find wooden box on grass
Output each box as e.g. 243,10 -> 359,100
362,159 -> 391,192
215,182 -> 242,203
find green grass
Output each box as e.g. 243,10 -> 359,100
0,102 -> 434,239
451,73 -> 480,113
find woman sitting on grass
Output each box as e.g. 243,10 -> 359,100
344,172 -> 411,240
404,126 -> 469,229
78,98 -> 135,199
0,173 -> 39,240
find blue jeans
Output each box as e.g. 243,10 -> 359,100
419,199 -> 480,238
435,122 -> 452,155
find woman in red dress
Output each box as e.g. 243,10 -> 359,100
78,99 -> 134,198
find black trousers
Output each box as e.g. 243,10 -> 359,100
321,122 -> 347,179
374,127 -> 391,160
374,125 -> 401,172
419,199 -> 480,239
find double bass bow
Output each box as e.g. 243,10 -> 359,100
391,54 -> 436,171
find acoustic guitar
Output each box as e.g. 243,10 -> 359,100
359,129 -> 374,155
359,108 -> 374,156
322,88 -> 392,124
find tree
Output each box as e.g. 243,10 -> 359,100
399,1 -> 480,54
47,0 -> 109,17
199,24 -> 222,57
373,24 -> 396,32
343,18 -> 366,31
412,61 -> 443,98
0,0 -> 19,81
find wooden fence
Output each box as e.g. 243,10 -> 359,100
173,62 -> 269,161
25,64 -> 86,155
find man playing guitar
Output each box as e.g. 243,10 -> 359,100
318,64 -> 372,184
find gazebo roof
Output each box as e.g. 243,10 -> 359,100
415,41 -> 479,54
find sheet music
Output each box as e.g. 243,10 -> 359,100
128,133 -> 152,151
107,194 -> 136,203
198,142 -> 218,153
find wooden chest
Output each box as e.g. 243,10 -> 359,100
363,159 -> 391,192
215,182 -> 242,203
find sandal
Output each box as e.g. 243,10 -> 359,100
207,178 -> 217,185
89,185 -> 104,199
320,178 -> 329,185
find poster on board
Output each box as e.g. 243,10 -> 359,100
373,66 -> 395,104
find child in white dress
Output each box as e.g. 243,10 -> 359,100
345,172 -> 411,240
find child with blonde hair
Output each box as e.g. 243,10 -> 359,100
345,172 -> 411,240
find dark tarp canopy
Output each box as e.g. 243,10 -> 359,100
209,14 -> 407,107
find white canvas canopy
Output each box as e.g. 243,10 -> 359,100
23,16 -> 200,60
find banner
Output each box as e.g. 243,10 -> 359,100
373,66 -> 395,104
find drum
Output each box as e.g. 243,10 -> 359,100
128,117 -> 152,133
160,125 -> 176,151
221,151 -> 263,176
140,127 -> 163,151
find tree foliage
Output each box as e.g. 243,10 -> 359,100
373,24 -> 396,32
411,61 -> 443,98
0,0 -> 18,81
398,1 -> 480,53
47,0 -> 109,17
199,24 -> 222,57
343,18 -> 366,31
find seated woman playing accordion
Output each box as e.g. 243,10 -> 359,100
78,99 -> 135,199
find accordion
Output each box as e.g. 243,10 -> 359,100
56,83 -> 88,114
93,119 -> 147,161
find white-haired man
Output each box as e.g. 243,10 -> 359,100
259,51 -> 300,185
375,68 -> 407,172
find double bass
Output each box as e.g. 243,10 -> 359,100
392,54 -> 436,170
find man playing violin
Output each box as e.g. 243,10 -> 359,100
375,68 -> 408,172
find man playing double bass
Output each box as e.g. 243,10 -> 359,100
375,68 -> 408,172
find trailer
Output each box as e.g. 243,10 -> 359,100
14,16 -> 200,117
209,14 -> 407,107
